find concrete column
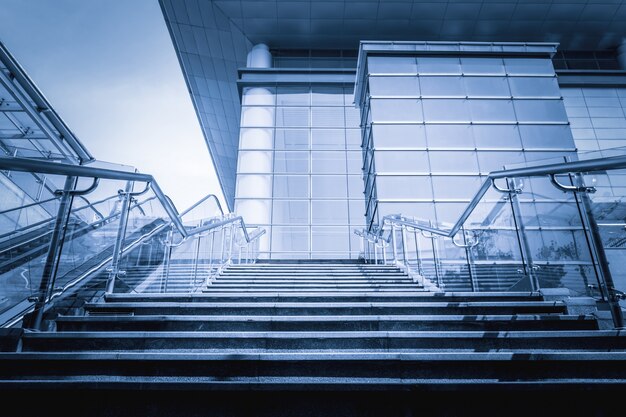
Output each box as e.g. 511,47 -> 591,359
246,44 -> 272,68
238,81 -> 273,255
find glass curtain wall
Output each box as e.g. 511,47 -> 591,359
563,87 -> 626,153
359,52 -> 577,228
561,86 -> 626,296
235,84 -> 365,259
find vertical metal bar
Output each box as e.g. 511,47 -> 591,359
414,230 -> 423,277
28,176 -> 76,330
374,241 -> 378,264
391,225 -> 398,263
208,230 -> 215,280
507,178 -> 538,292
105,182 -> 134,295
219,227 -> 226,263
228,223 -> 235,263
192,235 -> 202,286
428,221 -> 442,288
463,228 -> 477,292
401,225 -> 408,266
382,239 -> 387,264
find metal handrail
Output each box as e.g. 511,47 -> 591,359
0,156 -> 187,237
367,154 -> 626,239
180,193 -> 225,217
184,215 -> 266,242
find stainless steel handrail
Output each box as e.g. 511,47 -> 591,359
367,154 -> 626,239
0,156 -> 187,237
185,215 -> 266,242
180,193 -> 225,217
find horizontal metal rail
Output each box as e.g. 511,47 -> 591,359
366,154 -> 626,240
0,156 -> 187,237
185,216 -> 266,243
180,194 -> 224,217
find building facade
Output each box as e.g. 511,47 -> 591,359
160,0 -> 626,265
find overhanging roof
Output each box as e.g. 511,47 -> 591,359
213,0 -> 626,50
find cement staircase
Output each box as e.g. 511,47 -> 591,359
1,262 -> 626,415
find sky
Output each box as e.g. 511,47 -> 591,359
0,0 -> 226,211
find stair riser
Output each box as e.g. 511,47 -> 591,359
56,319 -> 598,332
85,306 -> 567,316
3,356 -> 626,383
21,336 -> 626,352
106,295 -> 544,303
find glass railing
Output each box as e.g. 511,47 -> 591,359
0,156 -> 264,328
357,152 -> 626,328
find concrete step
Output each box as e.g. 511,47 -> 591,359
105,291 -> 545,303
84,301 -> 567,316
209,279 -> 416,285
3,351 -> 626,388
56,314 -> 598,332
201,287 -> 428,293
21,330 -> 626,352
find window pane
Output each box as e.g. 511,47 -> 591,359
239,128 -> 273,149
470,99 -> 516,122
504,58 -> 554,75
375,151 -> 430,172
241,107 -> 274,127
312,200 -> 349,224
473,125 -> 522,148
460,58 -> 505,75
238,151 -> 272,173
345,106 -> 360,126
369,76 -> 420,96
312,129 -> 345,149
514,100 -> 568,122
372,124 -> 427,147
370,98 -> 422,122
272,200 -> 309,224
277,86 -> 310,105
312,175 -> 347,198
273,175 -> 309,198
312,226 -> 350,251
376,201 -> 436,220
311,86 -> 344,105
242,87 -> 275,105
478,151 -> 524,172
429,151 -> 478,173
346,151 -> 362,173
312,107 -> 345,127
417,57 -> 461,74
423,99 -> 470,122
274,151 -> 309,173
420,76 -> 465,97
346,129 -> 362,149
519,125 -> 575,149
426,124 -> 474,148
464,77 -> 510,97
274,129 -> 309,150
236,175 -> 272,197
347,175 -> 364,198
368,56 -> 417,74
432,176 -> 482,199
509,77 -> 560,97
234,199 -> 271,224
311,151 -> 347,173
276,107 -> 309,127
272,226 -> 309,251
376,176 -> 433,199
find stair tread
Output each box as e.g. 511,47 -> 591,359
59,314 -> 591,322
25,329 -> 618,338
